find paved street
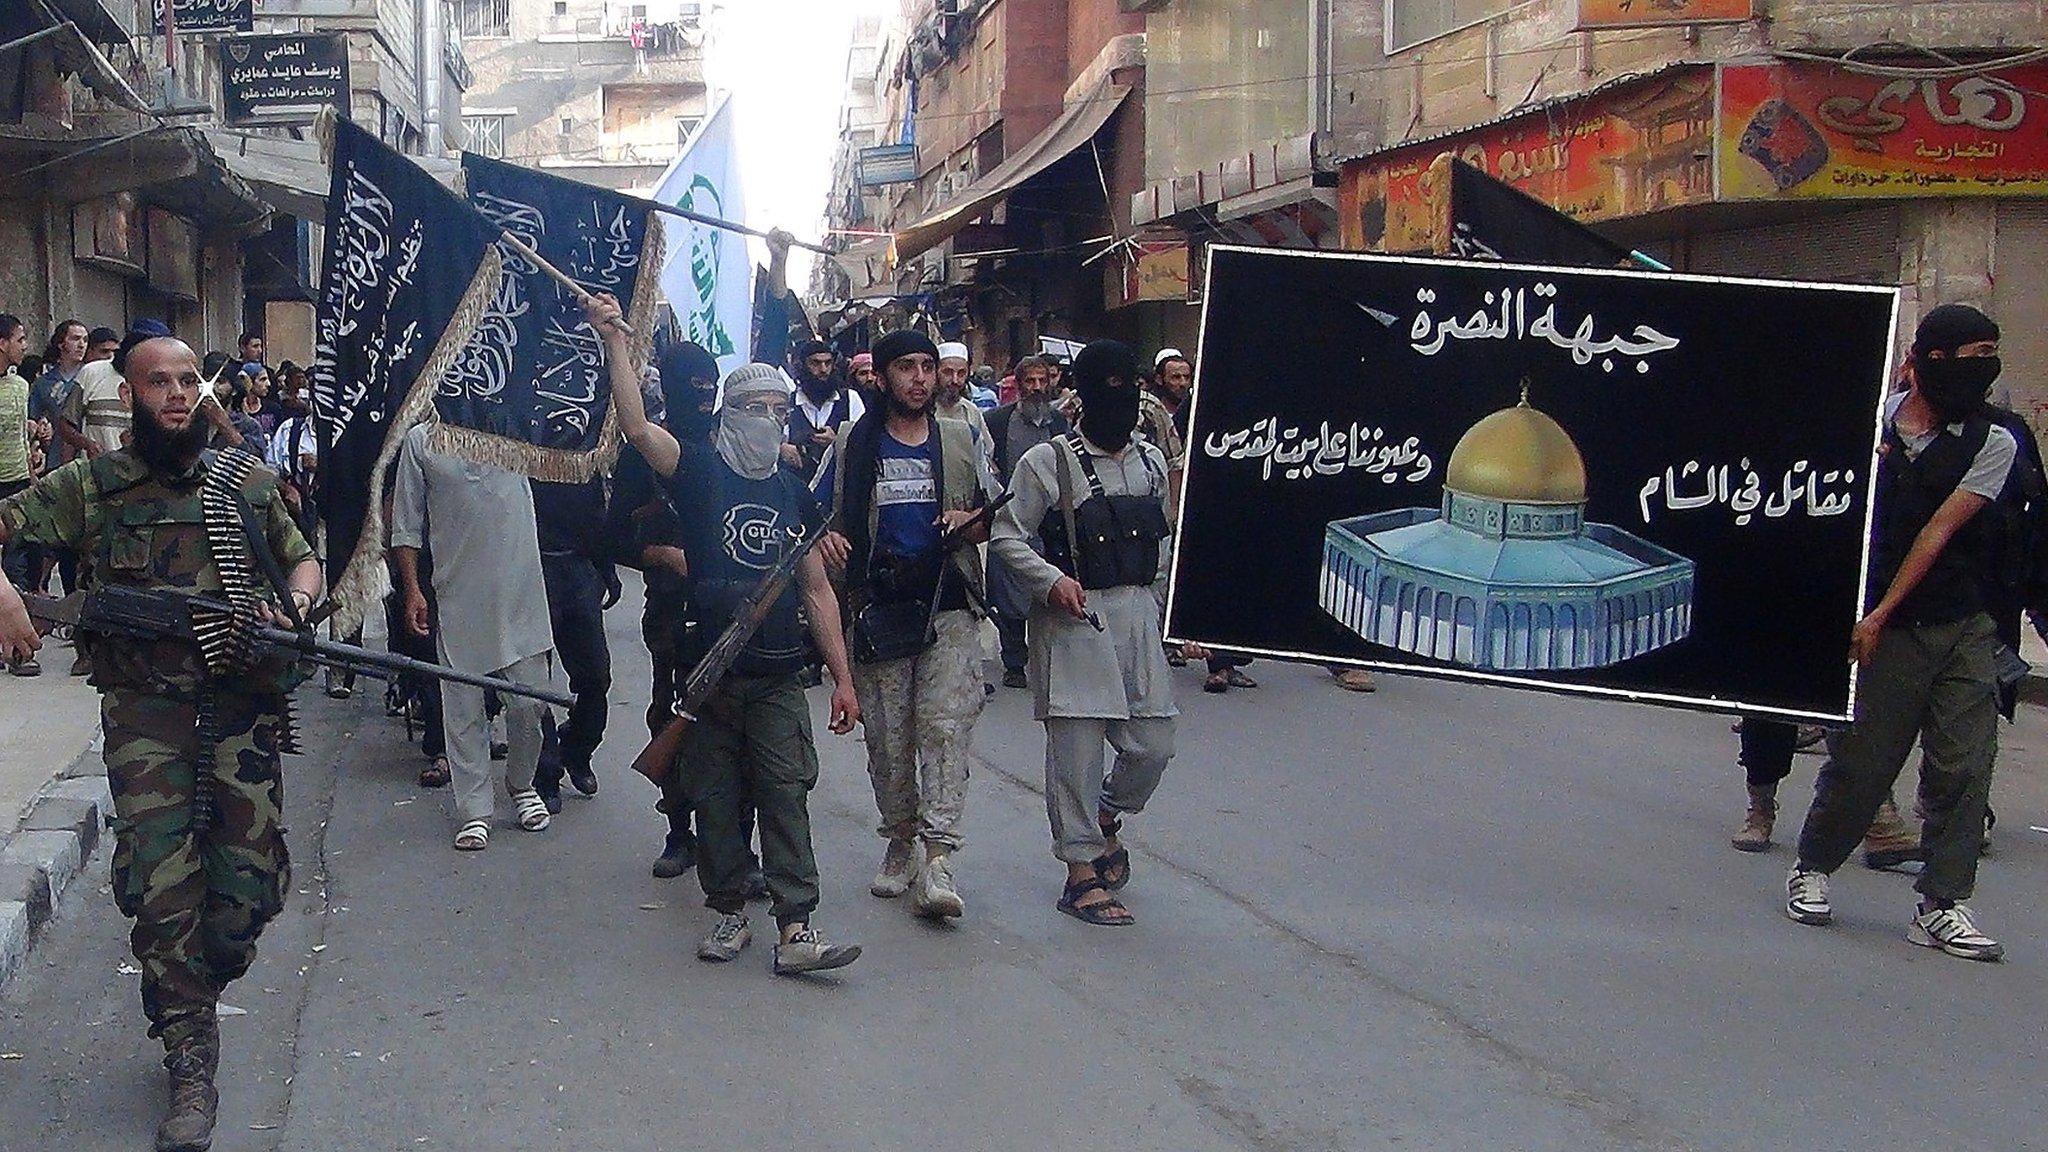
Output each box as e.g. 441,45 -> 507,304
3,579 -> 2045,1152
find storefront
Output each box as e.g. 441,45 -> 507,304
1335,59 -> 2048,430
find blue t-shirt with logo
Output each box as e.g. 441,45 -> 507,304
874,432 -> 942,561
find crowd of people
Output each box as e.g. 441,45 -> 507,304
0,316 -> 319,679
0,292 -> 2028,1149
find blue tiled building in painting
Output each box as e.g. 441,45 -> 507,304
1320,394 -> 1695,672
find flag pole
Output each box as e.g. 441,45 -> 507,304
495,231 -> 641,339
619,189 -> 835,255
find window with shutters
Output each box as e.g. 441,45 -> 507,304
458,0 -> 510,38
463,114 -> 508,158
1386,0 -> 1522,52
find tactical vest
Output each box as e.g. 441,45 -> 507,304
1873,415 -> 2000,627
81,449 -> 301,696
1039,434 -> 1171,591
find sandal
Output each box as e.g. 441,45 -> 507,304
454,819 -> 491,851
1092,811 -> 1130,890
1165,645 -> 1188,668
1223,668 -> 1258,689
1057,875 -> 1133,926
418,757 -> 451,788
511,789 -> 552,832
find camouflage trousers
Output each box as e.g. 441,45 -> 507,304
850,610 -> 986,852
101,688 -> 290,1048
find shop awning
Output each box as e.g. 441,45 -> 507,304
204,130 -> 331,221
825,235 -> 895,299
891,79 -> 1130,264
205,128 -> 464,221
22,19 -> 151,113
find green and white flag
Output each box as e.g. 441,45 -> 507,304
654,94 -> 752,376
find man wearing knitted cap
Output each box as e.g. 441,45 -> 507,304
786,339 -> 860,480
587,293 -> 864,976
1784,303 -> 2013,961
990,339 -> 1177,926
818,328 -> 999,919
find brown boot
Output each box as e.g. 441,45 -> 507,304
155,1022 -> 219,1152
1861,796 -> 1922,870
1731,787 -> 1775,852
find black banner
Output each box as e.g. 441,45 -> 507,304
1443,158 -> 1640,268
220,34 -> 349,127
311,117 -> 502,623
151,0 -> 253,34
448,153 -> 662,468
1167,247 -> 1899,721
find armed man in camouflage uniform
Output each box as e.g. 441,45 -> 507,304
0,331 -> 320,1152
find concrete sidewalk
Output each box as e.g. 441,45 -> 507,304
0,638 -> 111,991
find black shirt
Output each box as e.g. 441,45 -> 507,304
661,451 -> 816,677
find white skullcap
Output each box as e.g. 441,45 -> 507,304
1154,347 -> 1185,367
936,342 -> 970,363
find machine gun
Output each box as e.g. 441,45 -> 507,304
23,588 -> 575,709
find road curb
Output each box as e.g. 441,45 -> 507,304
0,745 -> 110,994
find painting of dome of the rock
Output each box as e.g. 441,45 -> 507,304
1319,392 -> 1696,671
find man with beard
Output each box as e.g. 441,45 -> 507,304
848,351 -> 878,396
0,329 -> 320,1151
934,341 -> 990,444
785,338 -> 862,480
1784,304 -> 2013,961
989,340 -> 1177,927
588,292 -> 864,975
986,355 -> 1069,688
818,330 -> 997,919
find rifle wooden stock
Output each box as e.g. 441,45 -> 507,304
628,523 -> 827,789
628,495 -> 1008,788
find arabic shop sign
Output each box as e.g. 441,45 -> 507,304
1339,69 -> 1715,253
1719,61 -> 2048,200
856,144 -> 919,187
151,0 -> 254,34
221,34 -> 350,126
1576,0 -> 1752,29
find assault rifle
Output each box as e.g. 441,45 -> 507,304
630,492 -> 1013,788
23,588 -> 575,709
630,521 -> 830,787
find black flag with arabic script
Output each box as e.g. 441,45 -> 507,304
1167,247 -> 1899,723
310,115 -> 504,629
441,152 -> 664,479
1440,157 -> 1640,269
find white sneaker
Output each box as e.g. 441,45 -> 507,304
696,913 -> 752,962
773,926 -> 861,975
1786,867 -> 1832,925
870,839 -> 920,899
912,853 -> 965,919
1909,904 -> 2004,962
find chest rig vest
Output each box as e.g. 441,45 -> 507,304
89,447 -> 299,833
1039,435 -> 1171,591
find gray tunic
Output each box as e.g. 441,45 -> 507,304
389,424 -> 554,675
990,434 -> 1178,722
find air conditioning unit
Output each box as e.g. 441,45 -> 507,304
1120,0 -> 1173,11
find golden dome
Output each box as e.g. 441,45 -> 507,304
1444,398 -> 1588,504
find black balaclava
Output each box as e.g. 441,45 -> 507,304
657,340 -> 722,439
1073,339 -> 1140,453
1913,304 -> 2003,423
